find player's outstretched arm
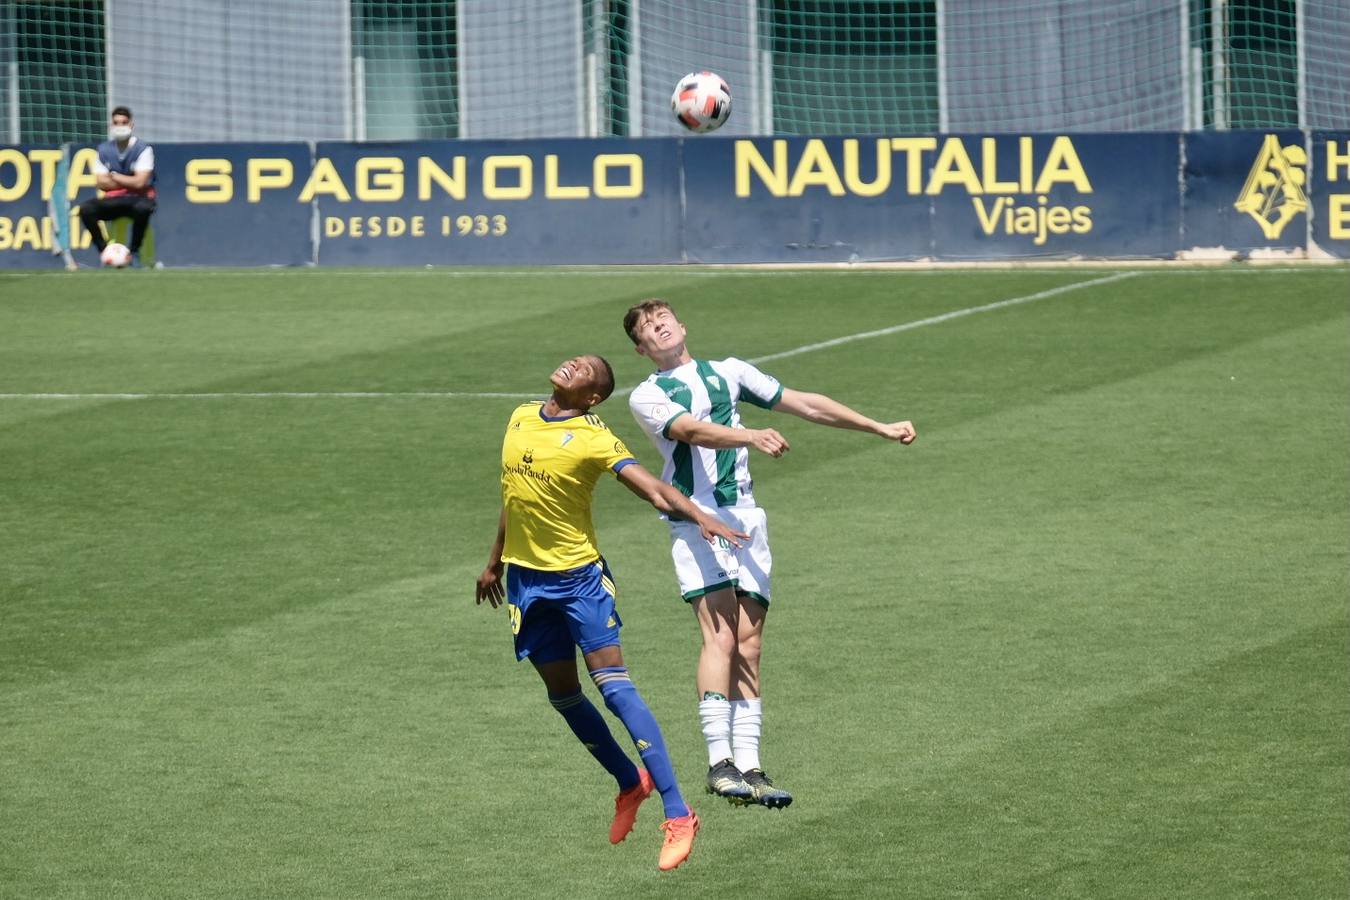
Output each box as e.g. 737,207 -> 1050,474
773,388 -> 916,444
667,416 -> 790,458
616,463 -> 749,547
476,508 -> 507,608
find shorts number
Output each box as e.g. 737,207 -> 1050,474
507,603 -> 522,635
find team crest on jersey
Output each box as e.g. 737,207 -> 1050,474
522,449 -> 533,464
1234,134 -> 1308,239
706,374 -> 722,391
561,431 -> 574,447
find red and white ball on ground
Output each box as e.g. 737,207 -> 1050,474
671,71 -> 731,133
100,242 -> 132,268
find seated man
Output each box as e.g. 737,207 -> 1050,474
79,106 -> 156,266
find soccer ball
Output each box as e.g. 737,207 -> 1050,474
100,242 -> 132,268
672,71 -> 731,133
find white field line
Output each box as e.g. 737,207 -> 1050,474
747,270 -> 1142,365
2,271 -> 1138,402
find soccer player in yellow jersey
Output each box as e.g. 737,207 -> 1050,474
476,353 -> 747,872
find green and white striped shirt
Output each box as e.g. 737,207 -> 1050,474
629,358 -> 784,509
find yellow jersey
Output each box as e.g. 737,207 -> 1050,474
499,401 -> 637,571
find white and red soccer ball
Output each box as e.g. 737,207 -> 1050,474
672,71 -> 731,133
100,242 -> 132,268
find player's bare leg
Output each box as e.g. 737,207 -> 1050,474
692,590 -> 753,803
730,596 -> 792,809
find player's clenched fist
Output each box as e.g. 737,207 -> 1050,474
879,421 -> 917,444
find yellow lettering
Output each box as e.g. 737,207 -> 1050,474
186,159 -> 234,203
891,138 -> 937,195
545,154 -> 589,199
325,217 -> 345,237
0,217 -> 11,249
483,156 -> 532,200
971,197 -> 1007,234
736,140 -> 788,197
418,157 -> 466,200
594,154 -> 642,199
367,216 -> 383,237
1012,205 -> 1038,235
1327,142 -> 1350,181
1020,137 -> 1034,192
842,139 -> 891,197
356,157 -> 403,201
411,215 -> 425,237
926,139 -> 982,195
0,149 -> 31,202
247,158 -> 293,202
1330,195 -> 1350,239
386,216 -> 406,237
788,140 -> 846,196
298,158 -> 352,202
1071,206 -> 1092,233
980,138 -> 1018,194
13,216 -> 42,250
1035,136 -> 1092,193
348,216 -> 363,237
1045,205 -> 1073,234
27,149 -> 63,201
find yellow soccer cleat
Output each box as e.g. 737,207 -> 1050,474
609,768 -> 653,844
658,808 -> 700,871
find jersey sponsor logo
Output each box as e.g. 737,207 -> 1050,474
1235,134 -> 1308,239
511,420 -> 521,430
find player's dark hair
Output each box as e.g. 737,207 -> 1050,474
592,355 -> 616,403
623,298 -> 676,344
111,106 -> 132,120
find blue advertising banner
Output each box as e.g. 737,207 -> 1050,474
311,139 -> 682,265
0,142 -> 313,268
684,134 -> 1179,261
155,143 -> 313,266
1310,132 -> 1350,259
2,132 -> 1346,267
1182,130 -> 1307,253
0,145 -> 91,269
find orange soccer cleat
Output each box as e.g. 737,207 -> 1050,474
609,768 -> 654,844
657,808 -> 700,871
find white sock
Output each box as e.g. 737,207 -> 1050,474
698,697 -> 733,765
730,698 -> 763,772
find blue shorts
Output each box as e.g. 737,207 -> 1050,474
506,558 -> 623,664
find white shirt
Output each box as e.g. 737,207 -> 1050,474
629,357 -> 783,509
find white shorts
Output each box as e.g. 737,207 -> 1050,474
669,505 -> 772,607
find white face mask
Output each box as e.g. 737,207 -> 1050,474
110,125 -> 132,140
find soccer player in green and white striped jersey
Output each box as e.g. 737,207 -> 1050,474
623,299 -> 916,808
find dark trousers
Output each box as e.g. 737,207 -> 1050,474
78,195 -> 157,253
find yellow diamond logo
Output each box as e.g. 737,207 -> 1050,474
1235,134 -> 1308,239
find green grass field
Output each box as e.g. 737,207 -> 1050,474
1,265 -> 1346,899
